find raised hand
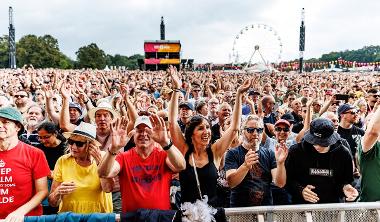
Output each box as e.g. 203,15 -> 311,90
60,82 -> 71,99
275,141 -> 289,165
110,117 -> 130,152
302,185 -> 319,203
43,84 -> 54,100
147,114 -> 170,147
168,65 -> 181,89
237,78 -> 252,94
88,143 -> 102,165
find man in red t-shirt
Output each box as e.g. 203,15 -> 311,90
98,114 -> 186,212
0,107 -> 50,220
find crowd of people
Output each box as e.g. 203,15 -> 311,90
1,65 -> 380,221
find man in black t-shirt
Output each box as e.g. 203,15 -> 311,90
225,115 -> 287,207
337,104 -> 365,175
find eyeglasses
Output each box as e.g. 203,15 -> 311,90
275,127 -> 290,132
370,94 -> 380,98
67,139 -> 87,147
244,127 -> 263,134
38,134 -> 53,140
344,110 -> 358,115
193,90 -> 201,92
15,95 -> 27,98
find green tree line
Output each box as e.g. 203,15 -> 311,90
0,34 -> 143,69
306,45 -> 380,63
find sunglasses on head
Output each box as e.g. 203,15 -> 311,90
67,139 -> 87,147
275,127 -> 290,132
244,127 -> 263,134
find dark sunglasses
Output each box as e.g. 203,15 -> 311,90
344,110 -> 358,115
67,139 -> 86,147
245,127 -> 263,134
15,95 -> 26,98
371,94 -> 380,98
275,127 -> 290,132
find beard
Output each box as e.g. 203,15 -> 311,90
242,136 -> 260,150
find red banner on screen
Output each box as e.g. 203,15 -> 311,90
144,58 -> 160,64
144,43 -> 180,52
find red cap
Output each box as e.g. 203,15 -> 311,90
275,119 -> 291,127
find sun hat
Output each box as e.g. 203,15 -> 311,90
63,122 -> 100,146
0,107 -> 24,134
303,118 -> 340,147
87,101 -> 120,123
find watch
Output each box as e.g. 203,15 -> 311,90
108,149 -> 118,156
162,141 -> 173,151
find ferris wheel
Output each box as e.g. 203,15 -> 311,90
230,23 -> 283,69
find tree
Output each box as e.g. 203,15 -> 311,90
16,34 -> 73,68
106,53 -> 143,70
76,43 -> 106,69
0,35 -> 9,68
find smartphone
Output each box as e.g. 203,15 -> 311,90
335,94 -> 349,101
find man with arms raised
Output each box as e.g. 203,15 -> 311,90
98,115 -> 185,212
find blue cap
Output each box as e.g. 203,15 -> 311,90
179,102 -> 194,111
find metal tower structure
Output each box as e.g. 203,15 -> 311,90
160,16 -> 165,40
8,7 -> 16,69
298,8 -> 305,73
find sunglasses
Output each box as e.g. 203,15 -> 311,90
344,110 -> 358,115
244,127 -> 264,134
67,139 -> 87,147
15,95 -> 27,98
275,127 -> 290,132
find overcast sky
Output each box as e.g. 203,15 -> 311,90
0,0 -> 379,63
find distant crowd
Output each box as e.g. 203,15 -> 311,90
1,66 -> 380,221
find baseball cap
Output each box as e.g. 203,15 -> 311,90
337,104 -> 356,116
134,115 -> 153,129
275,119 -> 291,127
179,102 -> 194,111
69,102 -> 82,115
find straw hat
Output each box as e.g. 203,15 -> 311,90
63,122 -> 101,146
87,101 -> 120,123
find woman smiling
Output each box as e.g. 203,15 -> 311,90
48,122 -> 113,213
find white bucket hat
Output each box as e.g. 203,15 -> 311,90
63,122 -> 101,146
87,101 -> 120,123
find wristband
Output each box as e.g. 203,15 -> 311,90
173,88 -> 182,93
162,141 -> 173,151
108,149 -> 118,156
